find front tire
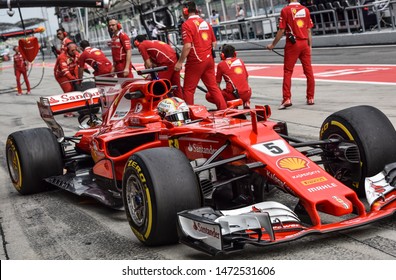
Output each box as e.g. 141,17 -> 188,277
320,105 -> 396,197
122,147 -> 201,246
6,127 -> 64,194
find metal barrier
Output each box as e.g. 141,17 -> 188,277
310,8 -> 340,34
218,15 -> 278,41
309,0 -> 395,34
342,0 -> 395,33
218,1 -> 395,41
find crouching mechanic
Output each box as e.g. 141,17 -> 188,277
157,97 -> 191,126
133,35 -> 182,98
78,40 -> 113,78
215,44 -> 251,109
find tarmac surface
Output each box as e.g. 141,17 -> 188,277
0,34 -> 395,260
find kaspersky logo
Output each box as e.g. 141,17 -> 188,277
277,157 -> 309,172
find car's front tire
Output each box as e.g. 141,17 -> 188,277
320,105 -> 396,197
122,147 -> 201,246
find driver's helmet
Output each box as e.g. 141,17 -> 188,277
157,97 -> 191,126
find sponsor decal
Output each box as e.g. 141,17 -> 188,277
193,222 -> 220,239
296,19 -> 304,27
234,67 -> 243,74
199,21 -> 209,30
277,157 -> 309,171
187,143 -> 217,154
369,182 -> 386,194
191,106 -> 204,114
301,176 -> 327,186
332,196 -> 350,209
272,223 -> 302,230
168,138 -> 179,149
295,9 -> 306,18
129,117 -> 140,125
127,160 -> 147,184
49,91 -> 100,104
106,86 -> 121,94
307,183 -> 337,192
292,170 -> 321,179
266,170 -> 296,195
134,103 -> 143,113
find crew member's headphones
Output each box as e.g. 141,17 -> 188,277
220,44 -> 237,60
57,28 -> 67,37
182,2 -> 198,16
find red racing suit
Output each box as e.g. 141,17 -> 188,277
137,40 -> 181,98
215,57 -> 251,103
111,30 -> 133,78
79,46 -> 113,77
279,2 -> 315,101
181,15 -> 226,110
13,53 -> 31,93
54,52 -> 80,92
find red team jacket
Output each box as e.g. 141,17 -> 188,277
54,52 -> 80,80
181,15 -> 216,64
137,40 -> 178,66
216,57 -> 250,94
279,3 -> 313,40
79,46 -> 112,76
13,53 -> 28,72
110,30 -> 132,63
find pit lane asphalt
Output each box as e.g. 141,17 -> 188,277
0,45 -> 395,260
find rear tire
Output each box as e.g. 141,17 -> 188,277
6,128 -> 64,194
320,105 -> 396,197
122,147 -> 201,246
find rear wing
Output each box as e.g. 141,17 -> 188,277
39,88 -> 101,115
37,88 -> 102,139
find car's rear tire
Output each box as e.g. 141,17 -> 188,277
6,127 -> 64,194
320,105 -> 396,197
122,147 -> 201,246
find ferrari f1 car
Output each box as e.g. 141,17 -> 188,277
5,67 -> 396,256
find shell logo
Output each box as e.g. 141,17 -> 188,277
234,67 -> 243,74
277,157 -> 309,171
297,19 -> 304,28
201,32 -> 208,41
94,51 -> 101,55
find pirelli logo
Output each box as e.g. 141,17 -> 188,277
301,176 -> 327,186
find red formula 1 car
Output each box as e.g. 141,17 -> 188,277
5,67 -> 396,256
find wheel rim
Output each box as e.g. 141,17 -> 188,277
323,134 -> 361,184
6,144 -> 22,189
125,174 -> 147,227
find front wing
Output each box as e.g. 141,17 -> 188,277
177,171 -> 396,256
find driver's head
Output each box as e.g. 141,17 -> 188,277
157,97 -> 191,126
